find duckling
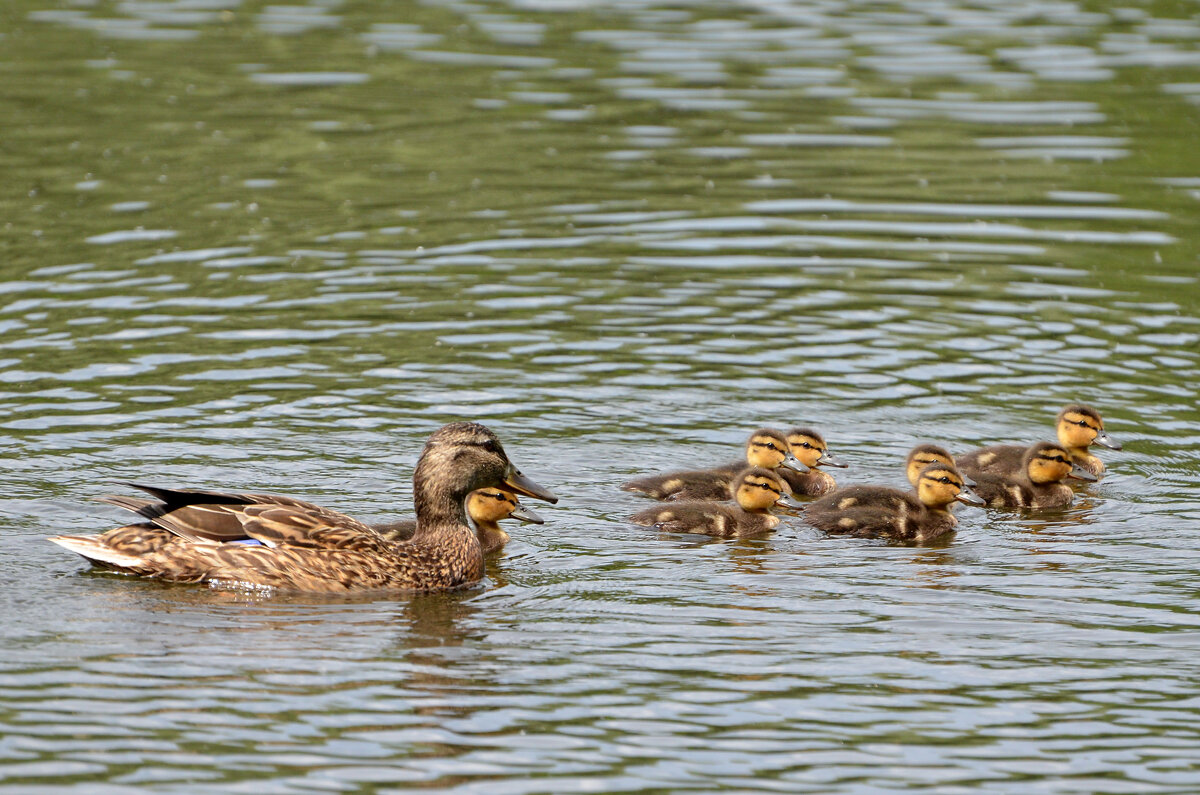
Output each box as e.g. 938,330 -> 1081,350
968,441 -> 1096,509
621,428 -> 805,501
1055,404 -> 1121,477
48,422 -> 557,593
630,467 -> 804,537
956,404 -> 1120,480
778,426 -> 847,496
803,463 -> 984,544
374,488 -> 544,554
906,444 -> 977,488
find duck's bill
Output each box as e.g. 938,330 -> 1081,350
504,466 -> 559,504
961,473 -> 978,488
1093,429 -> 1122,450
1068,463 -> 1099,482
509,503 -> 545,524
775,493 -> 806,511
780,452 -> 809,473
955,487 -> 986,507
817,450 -> 848,469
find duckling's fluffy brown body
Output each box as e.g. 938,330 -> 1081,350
630,467 -> 802,537
964,442 -> 1094,509
48,423 -> 556,593
803,464 -> 982,544
622,428 -> 802,501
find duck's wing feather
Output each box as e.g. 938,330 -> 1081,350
99,483 -> 385,551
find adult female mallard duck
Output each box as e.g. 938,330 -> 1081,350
905,444 -> 976,488
802,463 -> 983,544
630,467 -> 803,537
48,422 -> 557,593
621,428 -> 805,501
956,404 -> 1120,480
374,488 -> 543,554
964,441 -> 1096,509
779,426 -> 847,497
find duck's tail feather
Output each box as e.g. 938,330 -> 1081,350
48,535 -> 145,571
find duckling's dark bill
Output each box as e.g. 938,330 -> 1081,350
818,450 -> 848,468
509,503 -> 545,524
1094,429 -> 1122,450
955,487 -> 986,506
504,467 -> 558,503
1069,463 -> 1099,482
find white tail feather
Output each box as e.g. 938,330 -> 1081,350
48,535 -> 145,569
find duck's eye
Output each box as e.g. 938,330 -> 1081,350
765,443 -> 779,452
1077,420 -> 1090,428
938,476 -> 950,484
482,439 -> 501,454
800,442 -> 812,449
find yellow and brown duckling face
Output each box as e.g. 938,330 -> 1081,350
733,467 -> 806,513
916,463 -> 985,509
1024,442 -> 1098,485
1056,405 -> 1121,452
745,428 -> 807,473
785,427 -> 847,470
466,489 -> 545,526
907,444 -> 976,488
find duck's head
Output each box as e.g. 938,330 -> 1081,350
415,422 -> 558,504
784,427 -> 847,470
733,467 -> 805,513
1056,404 -> 1120,451
907,444 -> 976,488
916,463 -> 984,509
466,488 -> 545,526
745,428 -> 807,473
1025,441 -> 1098,484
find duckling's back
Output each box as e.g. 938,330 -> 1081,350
803,486 -> 954,543
956,444 -> 1027,479
621,461 -> 744,501
630,500 -> 779,538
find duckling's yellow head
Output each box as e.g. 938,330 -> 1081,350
1024,442 -> 1098,485
784,427 -> 847,470
916,463 -> 984,509
733,467 -> 804,513
745,428 -> 806,473
417,422 -> 558,504
1056,405 -> 1120,452
466,489 -> 545,525
906,444 -> 965,487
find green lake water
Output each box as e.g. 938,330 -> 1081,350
2,0 -> 1200,791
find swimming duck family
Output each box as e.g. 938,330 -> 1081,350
621,428 -> 804,501
630,467 -> 803,537
49,422 -> 556,593
375,488 -> 543,554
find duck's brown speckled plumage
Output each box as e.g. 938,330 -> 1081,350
956,404 -> 1120,481
803,463 -> 984,544
630,467 -> 803,538
966,441 -> 1096,509
779,427 -> 847,497
375,488 -> 543,555
48,422 -> 556,593
621,428 -> 804,502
